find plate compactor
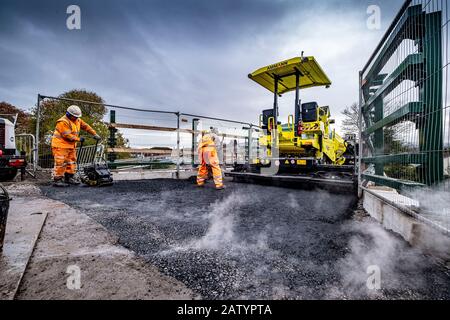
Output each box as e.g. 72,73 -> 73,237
226,54 -> 357,192
76,139 -> 113,187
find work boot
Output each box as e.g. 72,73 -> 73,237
53,178 -> 69,187
65,173 -> 80,185
215,185 -> 226,190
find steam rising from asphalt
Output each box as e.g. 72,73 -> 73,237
287,193 -> 299,209
406,184 -> 450,255
409,185 -> 450,220
168,192 -> 268,253
337,222 -> 396,297
171,187 -> 427,298
333,219 -> 425,299
192,192 -> 245,250
41,180 -> 450,299
332,184 -> 450,298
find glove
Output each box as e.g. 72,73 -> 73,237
93,134 -> 101,141
79,137 -> 85,143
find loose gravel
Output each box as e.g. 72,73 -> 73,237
40,179 -> 450,299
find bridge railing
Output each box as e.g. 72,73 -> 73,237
33,95 -> 258,178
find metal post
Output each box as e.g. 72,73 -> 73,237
191,118 -> 200,167
273,77 -> 279,127
247,125 -> 252,165
357,71 -> 363,198
223,143 -> 227,166
176,112 -> 180,179
108,110 -> 117,169
294,71 -> 302,136
373,97 -> 384,176
295,71 -> 300,118
272,77 -> 279,159
34,94 -> 42,170
421,11 -> 443,185
233,139 -> 238,167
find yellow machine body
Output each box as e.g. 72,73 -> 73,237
249,55 -> 350,169
257,106 -> 348,166
228,54 -> 355,191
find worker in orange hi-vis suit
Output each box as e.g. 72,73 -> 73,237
196,133 -> 225,190
51,105 -> 101,187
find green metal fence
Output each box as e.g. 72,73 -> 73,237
359,0 -> 450,189
359,0 -> 450,231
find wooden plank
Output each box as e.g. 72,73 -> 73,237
108,147 -> 195,155
109,123 -> 185,132
108,122 -> 248,138
109,161 -> 175,167
107,147 -> 172,154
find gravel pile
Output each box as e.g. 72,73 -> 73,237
41,179 -> 450,299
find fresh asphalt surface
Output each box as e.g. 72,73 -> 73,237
41,179 -> 450,299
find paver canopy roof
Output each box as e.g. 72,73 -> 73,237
248,56 -> 331,94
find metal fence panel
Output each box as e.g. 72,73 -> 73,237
34,95 -> 256,178
77,144 -> 105,168
359,0 -> 450,231
15,133 -> 35,173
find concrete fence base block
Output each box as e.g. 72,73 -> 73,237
363,190 -> 450,261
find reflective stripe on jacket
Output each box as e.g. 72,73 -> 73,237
51,115 -> 97,149
198,136 -> 215,153
198,135 -> 220,165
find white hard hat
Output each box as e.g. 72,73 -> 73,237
67,105 -> 82,117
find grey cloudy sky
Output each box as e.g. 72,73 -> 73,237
0,0 -> 404,130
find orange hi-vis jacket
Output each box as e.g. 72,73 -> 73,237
197,134 -> 223,188
198,136 -> 219,162
51,115 -> 97,149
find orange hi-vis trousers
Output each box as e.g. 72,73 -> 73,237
52,147 -> 77,179
197,142 -> 223,188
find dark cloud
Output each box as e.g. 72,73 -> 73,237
0,0 -> 403,125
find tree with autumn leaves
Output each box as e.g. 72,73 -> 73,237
0,101 -> 31,134
1,89 -> 128,149
31,90 -> 117,147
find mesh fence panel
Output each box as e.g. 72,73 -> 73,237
359,0 -> 450,231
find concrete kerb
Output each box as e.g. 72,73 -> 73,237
362,187 -> 450,261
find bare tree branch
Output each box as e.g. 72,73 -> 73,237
341,102 -> 359,135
